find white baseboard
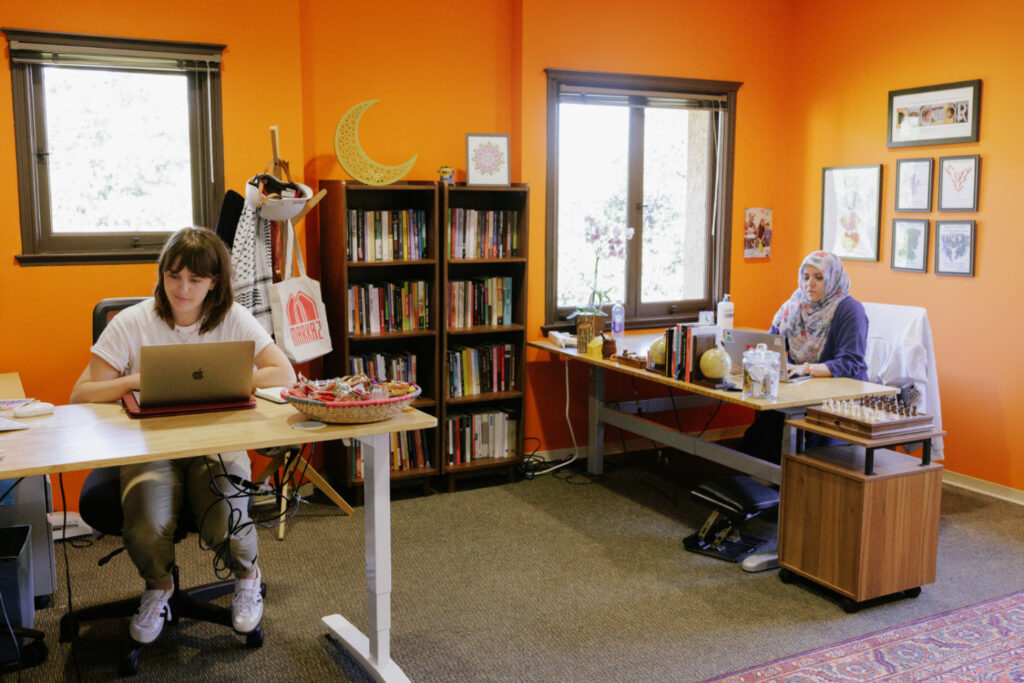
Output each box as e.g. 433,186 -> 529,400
942,471 -> 1024,507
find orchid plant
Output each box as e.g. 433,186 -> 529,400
570,215 -> 635,318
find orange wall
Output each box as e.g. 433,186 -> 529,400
789,1 -> 1024,488
3,1 -> 1021,495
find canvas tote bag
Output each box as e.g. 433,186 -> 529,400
269,219 -> 333,363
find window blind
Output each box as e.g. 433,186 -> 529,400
558,84 -> 727,110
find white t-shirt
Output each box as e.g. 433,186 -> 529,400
91,298 -> 274,376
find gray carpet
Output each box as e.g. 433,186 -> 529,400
11,458 -> 1024,681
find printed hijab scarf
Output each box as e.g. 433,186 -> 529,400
772,251 -> 851,363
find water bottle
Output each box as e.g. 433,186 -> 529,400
717,294 -> 734,330
611,301 -> 625,339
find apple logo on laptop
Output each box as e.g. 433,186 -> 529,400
193,368 -> 205,381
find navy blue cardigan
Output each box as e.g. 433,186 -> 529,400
770,296 -> 868,381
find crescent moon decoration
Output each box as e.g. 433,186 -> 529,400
334,100 -> 417,186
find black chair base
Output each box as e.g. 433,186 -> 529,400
59,565 -> 266,676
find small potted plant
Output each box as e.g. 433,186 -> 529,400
569,215 -> 634,352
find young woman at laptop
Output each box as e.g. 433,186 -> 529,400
69,227 -> 296,645
741,250 -> 868,462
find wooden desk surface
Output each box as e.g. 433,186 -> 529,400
529,335 -> 896,410
0,399 -> 437,479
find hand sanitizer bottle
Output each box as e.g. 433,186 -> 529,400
611,300 -> 625,339
717,294 -> 734,329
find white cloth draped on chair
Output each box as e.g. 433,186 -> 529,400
862,302 -> 943,459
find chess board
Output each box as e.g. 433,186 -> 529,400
804,398 -> 934,438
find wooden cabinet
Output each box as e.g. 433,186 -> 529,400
318,180 -> 440,490
440,183 -> 528,490
778,445 -> 942,607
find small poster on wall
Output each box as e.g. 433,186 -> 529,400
743,207 -> 772,258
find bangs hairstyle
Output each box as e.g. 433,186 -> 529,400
153,227 -> 234,333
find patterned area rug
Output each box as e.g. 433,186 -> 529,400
707,591 -> 1024,682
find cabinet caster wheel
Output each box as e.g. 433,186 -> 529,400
35,594 -> 52,610
778,568 -> 795,584
245,626 -> 264,648
22,640 -> 48,668
841,597 -> 861,613
903,587 -> 922,598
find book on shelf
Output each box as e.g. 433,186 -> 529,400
444,408 -> 518,465
446,208 -> 520,259
446,276 -> 514,328
347,280 -> 431,334
351,428 -> 432,476
349,350 -> 417,383
446,343 -> 516,397
347,208 -> 428,262
685,325 -> 720,383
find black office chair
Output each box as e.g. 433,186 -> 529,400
58,298 -> 265,677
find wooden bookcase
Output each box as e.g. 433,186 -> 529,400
440,183 -> 528,491
318,179 -> 441,493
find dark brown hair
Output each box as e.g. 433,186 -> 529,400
153,227 -> 234,333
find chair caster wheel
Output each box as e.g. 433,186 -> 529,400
841,597 -> 861,613
904,586 -> 922,598
58,616 -> 78,642
778,568 -> 796,584
245,626 -> 264,648
119,645 -> 142,676
21,639 -> 48,668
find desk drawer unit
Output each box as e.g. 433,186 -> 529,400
778,446 -> 942,604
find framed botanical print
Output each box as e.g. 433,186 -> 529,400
895,158 -> 933,212
820,164 -> 882,261
891,219 -> 929,272
935,220 -> 975,276
938,155 -> 980,211
466,133 -> 511,186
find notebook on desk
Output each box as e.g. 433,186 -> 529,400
122,341 -> 257,418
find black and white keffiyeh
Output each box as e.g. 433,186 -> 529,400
231,203 -> 275,335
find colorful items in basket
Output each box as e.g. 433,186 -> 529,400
281,373 -> 421,424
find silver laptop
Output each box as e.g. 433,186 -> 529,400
719,328 -> 808,383
137,341 -> 255,407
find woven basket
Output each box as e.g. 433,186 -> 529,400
282,385 -> 421,424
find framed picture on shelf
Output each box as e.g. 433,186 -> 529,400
891,219 -> 929,272
935,220 -> 975,276
466,133 -> 510,186
895,158 -> 933,212
820,164 -> 882,261
938,155 -> 980,211
887,79 -> 981,147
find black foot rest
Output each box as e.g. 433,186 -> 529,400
691,475 -> 779,518
683,476 -> 779,563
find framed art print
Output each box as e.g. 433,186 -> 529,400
895,158 -> 933,212
466,133 -> 510,186
887,79 -> 981,147
935,220 -> 975,276
891,219 -> 929,272
820,164 -> 882,261
743,207 -> 772,258
938,155 -> 980,211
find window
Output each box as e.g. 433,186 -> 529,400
3,29 -> 225,265
544,69 -> 740,329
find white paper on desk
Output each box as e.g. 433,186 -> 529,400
255,386 -> 288,404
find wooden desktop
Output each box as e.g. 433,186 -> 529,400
0,396 -> 435,682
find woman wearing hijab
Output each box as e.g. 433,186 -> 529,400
741,251 -> 868,462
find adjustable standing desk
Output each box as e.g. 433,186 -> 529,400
0,398 -> 435,683
529,334 -> 897,485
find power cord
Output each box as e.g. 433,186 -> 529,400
522,356 -> 579,479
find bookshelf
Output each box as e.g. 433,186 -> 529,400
318,179 -> 441,494
441,183 -> 528,491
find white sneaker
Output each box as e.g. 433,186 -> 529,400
232,567 -> 263,633
129,587 -> 173,644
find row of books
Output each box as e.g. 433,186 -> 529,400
446,408 -> 518,465
346,209 -> 429,262
446,343 -> 516,398
350,428 -> 432,477
348,350 -> 418,384
660,323 -> 719,382
347,280 -> 431,334
446,208 -> 520,259
446,276 -> 514,328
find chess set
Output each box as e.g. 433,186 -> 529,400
804,395 -> 934,438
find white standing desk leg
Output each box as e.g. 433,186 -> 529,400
323,433 -> 410,683
587,366 -> 605,475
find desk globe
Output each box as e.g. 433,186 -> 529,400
699,347 -> 731,380
648,336 -> 667,366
